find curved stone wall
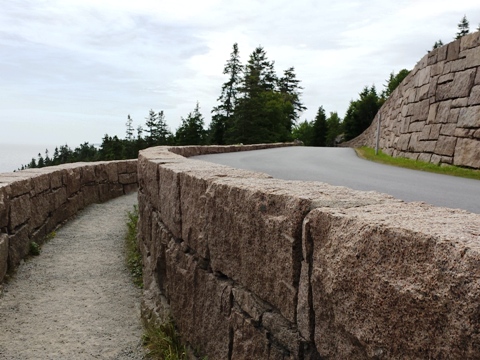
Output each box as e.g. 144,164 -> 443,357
138,145 -> 480,359
0,160 -> 138,283
345,31 -> 480,169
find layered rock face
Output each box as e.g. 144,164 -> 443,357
345,31 -> 480,169
0,160 -> 138,282
138,145 -> 480,359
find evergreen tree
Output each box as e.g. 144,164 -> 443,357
381,69 -> 410,98
145,109 -> 158,146
228,46 -> 291,144
156,110 -> 173,145
175,102 -> 207,145
432,40 -> 444,49
312,106 -> 328,147
278,67 -> 307,132
343,86 -> 381,141
456,15 -> 469,39
292,120 -> 314,146
125,115 -> 134,141
37,153 -> 45,168
325,112 -> 343,147
210,43 -> 243,144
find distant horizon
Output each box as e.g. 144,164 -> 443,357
2,1 -> 479,146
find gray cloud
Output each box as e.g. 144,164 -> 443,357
1,0 -> 479,146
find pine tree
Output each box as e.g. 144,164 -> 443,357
312,106 -> 328,147
456,15 -> 469,39
325,112 -> 343,147
210,43 -> 243,145
176,102 -> 207,145
145,109 -> 158,146
228,46 -> 284,144
125,115 -> 134,141
343,86 -> 381,141
432,40 -> 444,49
278,67 -> 307,132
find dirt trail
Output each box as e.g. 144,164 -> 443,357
0,193 -> 145,359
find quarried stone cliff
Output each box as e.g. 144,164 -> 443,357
344,31 -> 480,169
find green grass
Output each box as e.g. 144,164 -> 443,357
125,205 -> 143,288
355,147 -> 480,180
142,321 -> 189,360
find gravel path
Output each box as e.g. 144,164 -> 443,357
0,193 -> 145,359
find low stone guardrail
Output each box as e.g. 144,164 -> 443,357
0,160 -> 138,283
138,144 -> 480,359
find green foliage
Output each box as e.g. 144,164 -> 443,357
326,112 -> 343,147
210,43 -> 242,145
356,147 -> 480,180
382,69 -> 410,98
456,15 -> 470,39
125,205 -> 143,288
312,106 -> 328,147
224,45 -> 303,145
143,321 -> 189,360
343,86 -> 382,141
175,103 -> 207,145
292,120 -> 314,146
432,39 -> 444,50
29,242 -> 40,256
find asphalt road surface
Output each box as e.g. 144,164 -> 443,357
193,147 -> 480,214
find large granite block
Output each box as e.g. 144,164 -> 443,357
301,204 -> 480,359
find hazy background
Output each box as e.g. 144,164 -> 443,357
1,0 -> 479,151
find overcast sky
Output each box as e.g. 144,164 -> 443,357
1,0 -> 479,147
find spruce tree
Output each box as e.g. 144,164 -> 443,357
210,43 -> 243,145
125,115 -> 134,141
312,106 -> 328,147
456,15 -> 469,39
278,67 -> 307,132
176,102 -> 207,145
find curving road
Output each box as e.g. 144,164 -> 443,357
193,147 -> 480,214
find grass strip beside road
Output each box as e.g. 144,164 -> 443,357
355,147 -> 480,181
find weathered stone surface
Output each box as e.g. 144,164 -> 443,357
118,172 -> 137,185
231,310 -> 270,360
439,123 -> 457,136
436,100 -> 452,123
63,168 -> 81,197
469,85 -> 480,105
458,105 -> 480,128
417,153 -> 432,162
304,204 -> 480,359
9,194 -> 31,231
452,97 -> 469,107
434,136 -> 457,156
7,225 -> 30,269
0,186 -> 8,229
454,138 -> 480,168
464,46 -> 480,67
165,242 -> 231,360
452,69 -> 476,98
0,234 -> 8,282
460,31 -> 480,51
81,165 -> 96,185
30,192 -> 51,230
397,133 -> 411,151
446,38 -> 461,61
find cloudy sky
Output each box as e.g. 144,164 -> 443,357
1,0 -> 479,147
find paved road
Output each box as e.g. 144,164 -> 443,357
193,147 -> 480,214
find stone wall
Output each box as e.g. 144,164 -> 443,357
0,160 -> 138,283
344,31 -> 480,169
138,145 -> 480,359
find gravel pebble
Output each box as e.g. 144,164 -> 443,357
0,193 -> 145,359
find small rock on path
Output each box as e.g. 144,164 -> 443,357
0,193 -> 145,359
